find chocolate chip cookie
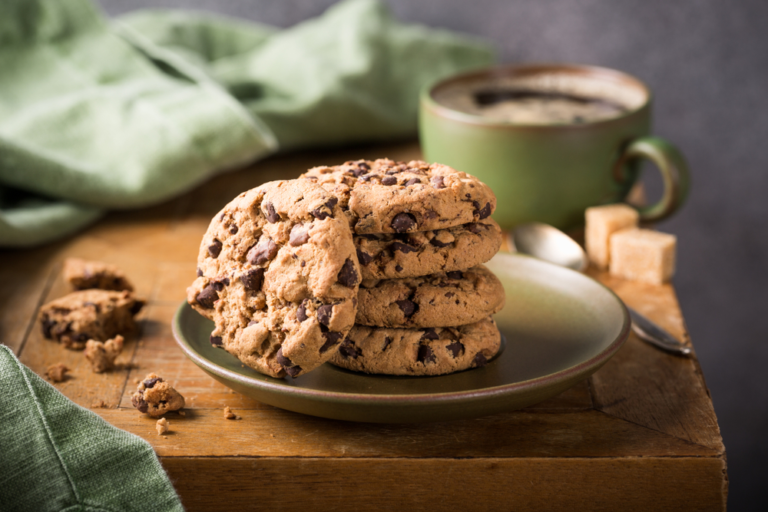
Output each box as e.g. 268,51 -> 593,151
329,318 -> 500,376
302,159 -> 496,234
356,266 -> 504,328
131,373 -> 185,417
354,219 -> 501,280
39,290 -> 144,349
186,180 -> 360,378
63,258 -> 134,291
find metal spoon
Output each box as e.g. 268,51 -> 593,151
510,222 -> 692,356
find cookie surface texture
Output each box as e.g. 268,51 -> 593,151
329,318 -> 501,376
302,159 -> 496,234
39,290 -> 144,350
354,219 -> 502,280
356,266 -> 505,328
186,180 -> 360,378
63,258 -> 134,291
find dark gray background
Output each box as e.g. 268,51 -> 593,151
100,1 -> 768,508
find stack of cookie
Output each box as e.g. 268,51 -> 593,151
302,159 -> 505,376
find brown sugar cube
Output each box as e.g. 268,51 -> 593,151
586,204 -> 639,269
84,335 -> 124,373
609,228 -> 676,285
63,258 -> 134,292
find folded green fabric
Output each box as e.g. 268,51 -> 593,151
0,0 -> 493,247
0,345 -> 184,512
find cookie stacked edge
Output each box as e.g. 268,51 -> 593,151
302,159 -> 505,377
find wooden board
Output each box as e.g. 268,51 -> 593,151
0,143 -> 727,511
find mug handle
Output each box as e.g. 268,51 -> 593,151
614,136 -> 691,223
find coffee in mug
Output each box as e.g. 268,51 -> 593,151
420,64 -> 690,230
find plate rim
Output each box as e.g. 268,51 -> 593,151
172,253 -> 630,407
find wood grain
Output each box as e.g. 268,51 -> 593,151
163,457 -> 726,512
3,142 -> 727,511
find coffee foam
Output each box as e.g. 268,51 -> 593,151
433,71 -> 647,124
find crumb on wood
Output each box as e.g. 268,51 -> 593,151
223,406 -> 239,420
84,335 -> 124,373
178,410 -> 186,416
45,363 -> 70,383
91,399 -> 108,408
156,417 -> 169,435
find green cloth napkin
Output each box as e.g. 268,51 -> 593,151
0,345 -> 184,512
0,0 -> 493,247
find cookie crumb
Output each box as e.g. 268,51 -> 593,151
91,399 -> 108,408
45,363 -> 70,383
223,406 -> 239,420
178,410 -> 186,416
156,418 -> 169,435
131,373 -> 185,417
63,258 -> 134,292
84,335 -> 124,373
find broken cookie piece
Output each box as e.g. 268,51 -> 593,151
84,335 -> 124,373
131,373 -> 185,417
223,406 -> 239,420
45,363 -> 70,383
156,418 -> 169,435
39,290 -> 144,350
64,258 -> 134,291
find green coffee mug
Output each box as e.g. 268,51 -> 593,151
419,64 -> 690,230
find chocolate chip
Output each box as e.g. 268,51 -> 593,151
222,278 -> 230,286
319,331 -> 343,353
131,394 -> 148,413
391,213 -> 416,233
423,210 -> 438,220
317,304 -> 334,326
395,265 -> 403,272
337,258 -> 358,288
212,281 -> 225,291
289,223 -> 310,246
265,202 -> 279,223
240,268 -> 264,291
446,271 -> 463,280
357,161 -> 370,172
196,267 -> 203,277
421,328 -> 439,340
405,178 -> 421,186
210,335 -> 223,347
143,377 -> 161,388
41,317 -> 56,339
467,223 -> 482,234
431,176 -> 446,189
473,352 -> 488,368
325,197 -> 338,210
417,345 -> 436,364
385,169 -> 401,175
446,341 -> 464,358
229,225 -> 238,234
285,366 -> 302,378
359,173 -> 377,182
208,239 -> 222,258
381,176 -> 398,186
390,241 -> 416,254
297,299 -> 308,322
276,348 -> 292,368
311,207 -> 331,220
396,299 -> 417,317
429,238 -> 450,248
473,201 -> 492,219
339,339 -> 361,359
356,248 -> 373,266
132,300 -> 146,316
247,238 -> 278,265
382,336 -> 393,351
445,292 -> 455,298
196,285 -> 219,308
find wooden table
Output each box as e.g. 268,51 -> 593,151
0,143 -> 727,511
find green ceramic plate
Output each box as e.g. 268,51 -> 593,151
173,252 -> 629,423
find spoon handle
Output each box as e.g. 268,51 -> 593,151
627,307 -> 692,356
